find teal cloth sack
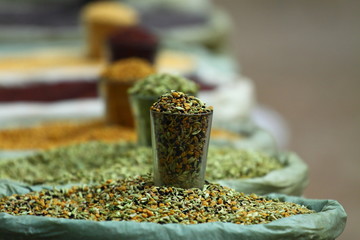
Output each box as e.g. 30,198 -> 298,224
0,179 -> 76,198
0,150 -> 35,160
0,194 -> 346,240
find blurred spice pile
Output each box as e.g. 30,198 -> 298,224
0,120 -> 136,150
0,142 -> 282,185
0,120 -> 243,150
100,58 -> 155,82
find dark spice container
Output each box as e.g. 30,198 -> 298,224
107,26 -> 159,64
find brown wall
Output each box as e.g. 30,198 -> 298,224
213,0 -> 360,239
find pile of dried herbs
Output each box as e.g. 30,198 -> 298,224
128,73 -> 198,96
0,142 -> 283,186
0,175 -> 314,224
0,118 -> 242,150
101,58 -> 155,82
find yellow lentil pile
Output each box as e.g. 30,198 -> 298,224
0,119 -> 242,150
211,128 -> 242,141
81,1 -> 138,59
82,1 -> 138,25
0,120 -> 136,150
0,55 -> 102,72
101,58 -> 155,82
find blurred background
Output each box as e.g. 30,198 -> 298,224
0,0 -> 359,239
212,0 -> 359,239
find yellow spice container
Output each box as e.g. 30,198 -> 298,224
81,1 -> 139,59
100,58 -> 155,127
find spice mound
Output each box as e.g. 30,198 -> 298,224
0,142 -> 283,185
129,73 -> 198,96
101,58 -> 155,82
151,91 -> 213,114
0,120 -> 136,150
0,142 -> 149,185
0,120 -> 243,150
0,175 -> 314,224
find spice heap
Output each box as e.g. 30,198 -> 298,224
0,175 -> 314,223
211,128 -> 242,141
151,91 -> 213,188
207,148 -> 282,180
129,73 -> 198,96
0,142 -> 148,185
156,50 -> 196,75
0,120 -> 242,150
0,55 -> 101,72
0,142 -> 282,185
0,120 -> 136,150
101,58 -> 155,82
